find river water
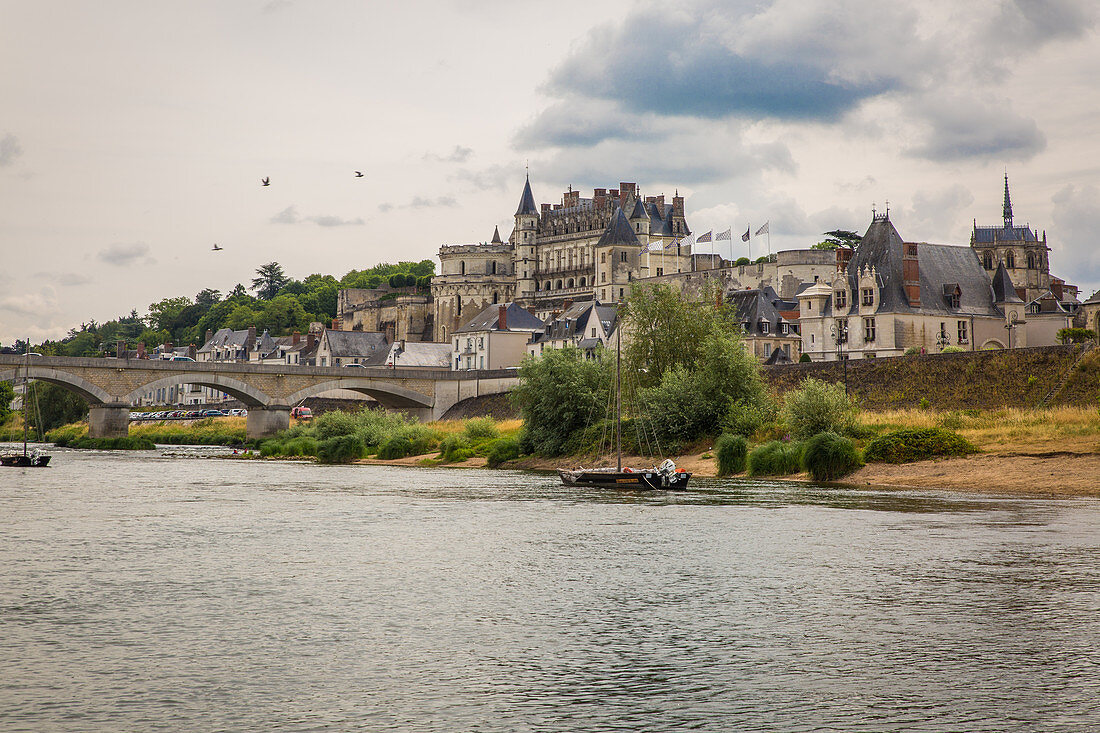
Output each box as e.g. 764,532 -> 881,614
1,444 -> 1098,732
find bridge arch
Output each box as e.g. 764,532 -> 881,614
284,379 -> 433,410
124,374 -> 272,407
0,366 -> 114,405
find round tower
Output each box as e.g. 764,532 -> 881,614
513,174 -> 539,306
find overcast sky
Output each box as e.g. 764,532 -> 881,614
2,0 -> 1099,345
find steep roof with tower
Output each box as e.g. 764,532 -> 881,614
595,208 -> 642,248
971,174 -> 1041,243
515,175 -> 538,216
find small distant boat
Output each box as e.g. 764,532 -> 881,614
558,318 -> 690,490
2,343 -> 51,468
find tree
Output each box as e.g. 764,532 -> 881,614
26,382 -> 89,433
812,229 -> 862,250
1057,327 -> 1096,344
511,347 -> 611,456
259,295 -> 311,334
229,283 -> 248,298
195,289 -> 222,308
146,296 -> 192,332
225,304 -> 260,331
252,262 -> 291,300
0,380 -> 13,421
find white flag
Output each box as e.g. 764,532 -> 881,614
715,228 -> 732,241
755,221 -> 770,236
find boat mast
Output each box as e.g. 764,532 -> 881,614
22,339 -> 29,458
615,319 -> 621,472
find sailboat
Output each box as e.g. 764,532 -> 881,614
557,321 -> 689,490
1,343 -> 51,467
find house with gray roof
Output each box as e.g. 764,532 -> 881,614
451,302 -> 543,371
315,330 -> 389,367
527,299 -> 618,359
798,212 -> 1070,359
728,288 -> 802,362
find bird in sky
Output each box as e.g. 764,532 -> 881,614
261,177 -> 270,186
354,171 -> 364,177
212,243 -> 223,251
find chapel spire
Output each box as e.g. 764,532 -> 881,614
1003,172 -> 1013,229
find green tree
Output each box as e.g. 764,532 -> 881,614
511,347 -> 611,456
0,380 -> 14,421
225,304 -> 260,331
812,229 -> 862,250
195,289 -> 221,308
252,262 -> 291,300
259,295 -> 311,334
146,296 -> 193,332
1057,327 -> 1096,344
781,378 -> 858,440
27,383 -> 89,433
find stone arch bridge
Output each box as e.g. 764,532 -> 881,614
0,355 -> 518,438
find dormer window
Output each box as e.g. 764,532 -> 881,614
950,292 -> 960,308
861,288 -> 875,306
835,290 -> 847,308
761,321 -> 769,335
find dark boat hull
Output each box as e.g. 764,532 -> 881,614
1,454 -> 50,467
559,468 -> 690,490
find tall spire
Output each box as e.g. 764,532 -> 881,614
491,225 -> 502,244
515,173 -> 538,216
1003,172 -> 1013,229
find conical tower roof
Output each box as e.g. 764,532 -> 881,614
596,208 -> 641,248
991,260 -> 1023,303
629,197 -> 647,220
515,175 -> 538,216
491,225 -> 502,244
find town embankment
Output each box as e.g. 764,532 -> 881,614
763,344 -> 1096,410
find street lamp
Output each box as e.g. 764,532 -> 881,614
936,328 -> 951,351
830,320 -> 848,395
1004,311 -> 1020,349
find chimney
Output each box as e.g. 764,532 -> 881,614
116,341 -> 125,359
563,299 -> 573,312
656,194 -> 665,212
385,324 -> 395,343
205,329 -> 213,344
307,333 -> 317,349
164,341 -> 172,358
293,330 -> 301,345
498,304 -> 508,331
188,344 -> 197,360
610,189 -> 619,200
672,194 -> 684,216
541,203 -> 552,216
137,342 -> 146,359
331,318 -> 340,331
903,242 -> 921,307
246,326 -> 256,351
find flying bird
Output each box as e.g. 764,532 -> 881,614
354,171 -> 364,178
261,177 -> 270,186
212,243 -> 223,251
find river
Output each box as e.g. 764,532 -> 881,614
2,444 -> 1098,732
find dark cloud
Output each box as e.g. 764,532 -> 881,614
425,146 -> 473,163
1051,183 -> 1100,290
905,97 -> 1046,162
515,100 -> 666,149
97,242 -> 153,266
990,0 -> 1097,46
271,206 -> 363,226
0,134 -> 23,167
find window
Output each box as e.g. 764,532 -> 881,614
763,342 -> 771,354
619,288 -> 624,300
1006,250 -> 1016,268
861,288 -> 875,306
656,267 -> 664,276
480,355 -> 484,369
907,245 -> 918,257
863,317 -> 876,342
620,251 -> 628,263
591,328 -> 597,337
835,290 -> 847,308
601,252 -> 606,263
983,251 -> 993,269
949,291 -> 960,308
601,272 -> 606,283
958,320 -> 969,344
1027,253 -> 1035,269
761,321 -> 770,334
466,338 -> 472,350
459,261 -> 465,275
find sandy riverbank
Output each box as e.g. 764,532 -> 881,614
356,450 -> 1100,498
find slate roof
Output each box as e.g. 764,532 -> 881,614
991,261 -> 1024,304
842,216 -> 1001,317
729,289 -> 798,335
198,327 -> 252,353
629,197 -> 647,220
972,225 -> 1039,243
595,208 -> 642,248
322,330 -> 389,357
378,341 -> 453,368
454,302 -> 544,334
515,175 -> 538,216
530,300 -> 618,344
491,225 -> 502,244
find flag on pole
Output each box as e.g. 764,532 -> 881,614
663,237 -> 681,250
755,221 -> 770,236
741,225 -> 751,242
715,228 -> 732,241
696,231 -> 713,243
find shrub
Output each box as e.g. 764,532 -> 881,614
259,439 -> 282,457
781,378 -> 857,440
863,428 -> 977,464
919,397 -> 931,410
282,436 -> 318,457
724,396 -> 777,438
352,409 -> 415,447
439,434 -> 472,462
377,434 -> 411,459
67,435 -> 156,450
903,346 -> 920,356
486,437 -> 520,468
801,432 -> 861,481
462,417 -> 500,441
1057,327 -> 1096,344
715,433 -> 748,476
941,345 -> 964,353
317,435 -> 364,464
938,411 -> 964,430
312,410 -> 360,440
746,440 -> 804,476
799,353 -> 812,363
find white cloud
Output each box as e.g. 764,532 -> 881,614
0,133 -> 23,167
97,242 -> 153,266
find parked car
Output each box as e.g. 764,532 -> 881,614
171,356 -> 195,362
228,408 -> 248,417
291,406 -> 312,420
343,363 -> 366,368
202,409 -> 226,417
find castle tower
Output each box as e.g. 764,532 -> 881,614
970,174 -> 1051,302
513,174 -> 539,306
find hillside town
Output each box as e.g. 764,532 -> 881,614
119,173 -> 1099,407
